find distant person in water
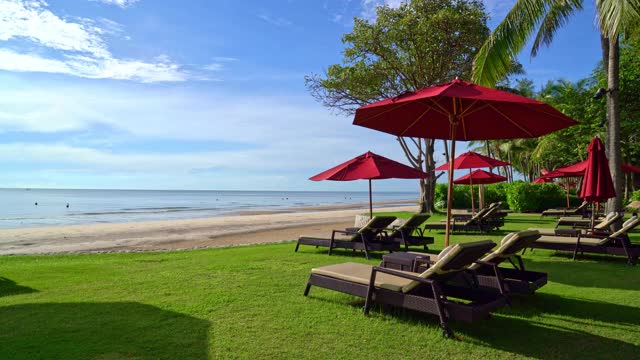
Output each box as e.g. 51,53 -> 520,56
34,202 -> 38,206
66,203 -> 70,208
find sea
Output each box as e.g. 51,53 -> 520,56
0,188 -> 418,229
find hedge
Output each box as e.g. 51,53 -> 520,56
435,181 -> 579,212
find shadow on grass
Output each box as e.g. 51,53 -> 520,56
0,302 -> 210,360
308,290 -> 639,357
528,293 -> 640,326
461,315 -> 640,358
523,252 -> 640,290
0,277 -> 38,298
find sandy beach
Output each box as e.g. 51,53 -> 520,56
0,204 -> 418,255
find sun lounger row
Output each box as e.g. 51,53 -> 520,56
424,203 -> 504,233
304,230 -> 547,338
295,214 -> 434,259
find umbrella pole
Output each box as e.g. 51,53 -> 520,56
445,121 -> 457,247
469,169 -> 475,214
369,179 -> 373,219
565,178 -> 570,208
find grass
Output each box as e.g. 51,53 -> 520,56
0,213 -> 639,359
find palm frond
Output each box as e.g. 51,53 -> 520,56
531,0 -> 584,57
596,0 -> 640,38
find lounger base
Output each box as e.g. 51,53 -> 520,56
296,237 -> 400,258
474,268 -> 547,295
305,274 -> 506,325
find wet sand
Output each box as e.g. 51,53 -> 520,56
0,204 -> 418,255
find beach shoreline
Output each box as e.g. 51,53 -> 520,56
0,204 -> 419,256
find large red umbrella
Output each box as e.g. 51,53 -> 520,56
580,137 -> 616,227
353,79 -> 577,245
580,137 -> 616,202
436,152 -> 510,212
309,151 -> 429,217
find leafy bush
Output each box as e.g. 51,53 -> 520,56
505,181 -> 566,212
631,190 -> 640,202
435,183 -> 472,209
434,181 -> 572,212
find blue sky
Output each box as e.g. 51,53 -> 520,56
0,0 -> 602,191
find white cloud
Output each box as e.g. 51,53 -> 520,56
258,13 -> 292,27
91,0 -> 139,8
0,49 -> 188,82
360,0 -> 404,21
0,0 -> 190,82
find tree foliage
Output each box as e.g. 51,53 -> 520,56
305,0 -> 491,212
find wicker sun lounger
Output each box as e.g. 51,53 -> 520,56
385,213 -> 434,251
304,240 -> 505,338
425,209 -> 494,233
387,231 -> 547,295
448,202 -> 500,221
552,211 -> 613,229
541,201 -> 589,217
529,212 -> 622,236
295,216 -> 398,259
529,216 -> 640,265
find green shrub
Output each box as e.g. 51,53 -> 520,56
505,181 -> 566,212
435,183 -> 472,209
631,190 -> 640,202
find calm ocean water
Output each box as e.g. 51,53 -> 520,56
0,188 -> 418,229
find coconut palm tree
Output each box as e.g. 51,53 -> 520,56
472,0 -> 640,213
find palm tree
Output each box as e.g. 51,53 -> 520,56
472,0 -> 640,213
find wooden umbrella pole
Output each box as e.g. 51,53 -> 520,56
469,169 -> 475,214
565,178 -> 570,208
369,179 -> 373,219
445,121 -> 457,247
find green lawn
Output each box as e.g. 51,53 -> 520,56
1,214 -> 639,359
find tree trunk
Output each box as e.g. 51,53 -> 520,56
606,36 -> 623,214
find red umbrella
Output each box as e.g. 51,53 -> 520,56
454,169 -> 507,211
533,177 -> 553,183
435,151 -> 510,171
353,79 -> 577,245
309,151 -> 429,217
436,152 -> 510,212
552,160 -> 640,175
454,169 -> 507,184
580,137 -> 616,227
580,137 -> 616,202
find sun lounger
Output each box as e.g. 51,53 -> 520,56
385,213 -> 434,250
304,240 -> 505,338
541,201 -> 589,217
529,216 -> 640,265
448,202 -> 500,221
426,208 -> 494,233
553,212 -> 611,229
387,231 -> 547,295
530,212 -> 622,236
295,216 -> 399,259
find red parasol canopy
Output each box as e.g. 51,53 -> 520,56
353,79 -> 577,245
533,177 -> 553,183
579,137 -> 616,202
309,151 -> 428,217
435,151 -> 510,171
453,169 -> 507,185
548,160 -> 640,177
